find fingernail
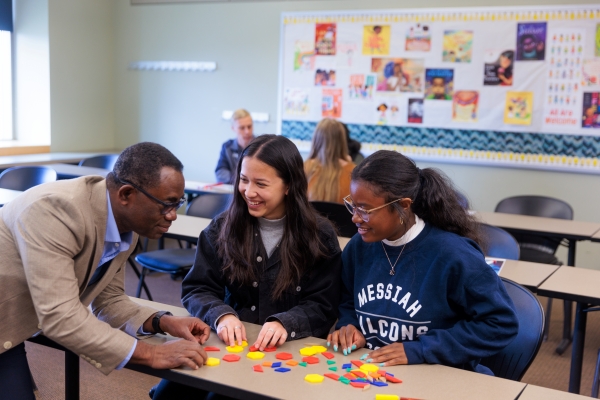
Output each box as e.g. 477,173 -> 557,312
347,347 -> 351,354
327,341 -> 330,347
366,358 -> 372,363
379,363 -> 385,367
343,349 -> 347,356
334,345 -> 338,352
351,344 -> 357,350
360,353 -> 368,360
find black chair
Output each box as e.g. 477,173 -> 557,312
133,193 -> 232,299
480,224 -> 520,260
495,195 -> 573,342
78,154 -> 119,170
0,166 -> 57,191
310,201 -> 356,238
479,277 -> 544,381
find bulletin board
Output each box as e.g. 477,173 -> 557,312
278,5 -> 600,174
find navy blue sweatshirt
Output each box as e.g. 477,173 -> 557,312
336,224 -> 519,374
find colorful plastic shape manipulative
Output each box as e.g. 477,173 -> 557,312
343,373 -> 356,380
299,362 -> 308,367
375,395 -> 399,400
249,345 -> 259,352
263,346 -> 277,352
206,357 -> 220,366
240,341 -> 248,347
276,352 -> 293,360
351,360 -> 364,368
225,345 -> 244,353
385,374 -> 402,384
351,370 -> 366,378
342,363 -> 352,369
326,360 -> 336,365
262,361 -> 272,367
359,363 -> 379,373
350,382 -> 369,389
339,377 -> 350,385
299,347 -> 317,356
321,352 -> 334,360
328,366 -> 338,372
274,368 -> 291,373
304,374 -> 325,383
246,351 -> 265,360
310,345 -> 328,353
324,373 -> 340,381
271,362 -> 282,368
302,356 -> 320,364
204,346 -> 220,352
222,354 -> 241,362
253,365 -> 264,372
371,381 -> 388,387
286,360 -> 299,366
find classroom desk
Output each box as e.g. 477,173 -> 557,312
0,152 -> 112,170
45,163 -> 110,179
478,211 -> 600,353
497,259 -> 560,292
0,187 -> 23,206
518,384 -> 592,400
166,214 -> 352,250
129,297 -> 526,400
184,180 -> 234,195
537,266 -> 600,395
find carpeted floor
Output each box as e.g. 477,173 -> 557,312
26,246 -> 600,399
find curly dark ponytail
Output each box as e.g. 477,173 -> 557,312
352,150 -> 481,244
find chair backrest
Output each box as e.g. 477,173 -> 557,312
479,277 -> 544,381
494,195 -> 573,253
0,166 -> 58,191
78,154 -> 119,170
480,224 -> 520,260
310,201 -> 356,238
186,193 -> 232,219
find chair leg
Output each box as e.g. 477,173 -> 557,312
128,255 -> 153,301
135,267 -> 151,299
592,348 -> 600,398
543,297 -> 553,341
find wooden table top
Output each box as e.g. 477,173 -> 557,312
130,297 -> 526,400
478,211 -> 600,240
537,266 -> 600,305
498,259 -> 560,292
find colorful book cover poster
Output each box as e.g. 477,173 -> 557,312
315,69 -> 336,86
348,74 -> 375,100
337,42 -> 358,68
293,41 -> 315,71
582,59 -> 600,86
375,102 -> 401,125
315,23 -> 336,56
504,92 -> 533,125
407,99 -> 424,123
442,30 -> 473,63
405,24 -> 431,52
322,88 -> 342,118
582,92 -> 600,128
483,50 -> 514,86
596,23 -> 600,57
283,88 -> 309,116
452,91 -> 479,122
371,58 -> 425,93
516,22 -> 547,61
362,25 -> 391,55
425,69 -> 453,100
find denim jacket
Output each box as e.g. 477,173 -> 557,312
182,214 -> 342,340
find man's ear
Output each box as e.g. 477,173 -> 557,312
116,185 -> 136,206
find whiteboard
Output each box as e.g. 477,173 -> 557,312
279,5 -> 600,174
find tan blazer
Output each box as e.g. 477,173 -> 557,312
0,176 -> 157,375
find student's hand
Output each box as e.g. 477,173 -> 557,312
364,343 -> 408,367
327,324 -> 366,356
216,314 -> 247,347
133,339 -> 207,370
254,321 -> 287,351
160,316 -> 211,344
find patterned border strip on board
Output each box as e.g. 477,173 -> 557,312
283,9 -> 600,25
282,120 -> 600,173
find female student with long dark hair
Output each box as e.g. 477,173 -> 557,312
152,135 -> 342,399
327,151 -> 518,374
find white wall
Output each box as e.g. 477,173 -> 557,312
108,0 -> 599,270
47,0 -> 116,152
12,0 -> 51,146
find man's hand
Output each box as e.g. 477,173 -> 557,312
132,340 -> 207,370
160,316 -> 210,344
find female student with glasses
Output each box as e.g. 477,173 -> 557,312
151,135 -> 343,399
327,150 -> 518,375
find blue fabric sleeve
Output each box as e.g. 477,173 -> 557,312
215,142 -> 232,184
403,265 -> 519,367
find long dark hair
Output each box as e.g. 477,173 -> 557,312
352,150 -> 481,244
217,135 -> 328,299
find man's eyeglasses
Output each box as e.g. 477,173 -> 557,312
343,195 -> 409,222
114,174 -> 186,215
